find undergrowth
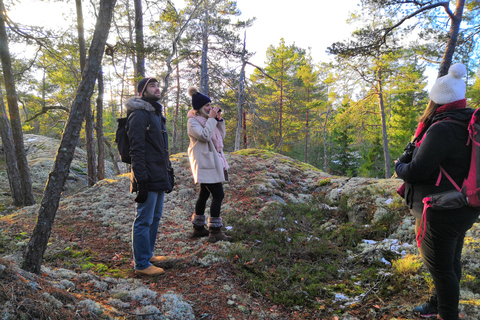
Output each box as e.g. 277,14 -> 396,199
224,196 -> 407,312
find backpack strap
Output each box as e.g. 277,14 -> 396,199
436,166 -> 462,193
431,118 -> 470,190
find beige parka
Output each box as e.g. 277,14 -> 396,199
187,116 -> 226,184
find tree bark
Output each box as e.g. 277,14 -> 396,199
96,66 -> 105,180
304,89 -> 310,163
235,35 -> 246,151
22,0 -> 117,274
104,139 -> 121,175
323,104 -> 330,173
437,0 -> 465,77
172,59 -> 181,154
200,1 -> 209,95
134,0 -> 145,78
0,0 -> 35,206
377,69 -> 391,178
242,109 -> 247,148
76,0 -> 97,187
0,84 -> 23,206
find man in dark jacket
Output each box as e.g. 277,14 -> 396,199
127,77 -> 173,276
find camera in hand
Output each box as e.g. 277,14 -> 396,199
398,141 -> 416,163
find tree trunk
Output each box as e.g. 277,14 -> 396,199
235,35 -> 246,151
22,0 -> 116,274
377,69 -> 391,178
0,0 -> 34,206
200,2 -> 209,95
96,66 -> 105,180
323,105 -> 330,173
279,62 -> 284,148
305,110 -> 309,163
125,0 -> 138,87
76,0 -> 97,186
0,84 -> 23,206
104,139 -> 120,175
172,60 -> 181,154
85,106 -> 97,186
134,0 -> 145,78
242,109 -> 247,148
438,0 -> 465,77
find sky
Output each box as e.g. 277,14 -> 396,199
234,0 -> 436,85
235,0 -> 361,71
7,0 -> 361,70
7,0 -> 436,87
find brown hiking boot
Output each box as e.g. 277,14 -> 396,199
150,256 -> 168,264
192,225 -> 209,238
208,227 -> 233,243
134,265 -> 165,276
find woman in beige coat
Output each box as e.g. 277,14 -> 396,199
187,87 -> 232,243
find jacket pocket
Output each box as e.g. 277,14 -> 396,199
200,151 -> 216,169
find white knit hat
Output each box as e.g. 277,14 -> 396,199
429,63 -> 467,105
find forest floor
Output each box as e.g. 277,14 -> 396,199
0,134 -> 479,319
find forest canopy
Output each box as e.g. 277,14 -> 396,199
1,0 -> 479,180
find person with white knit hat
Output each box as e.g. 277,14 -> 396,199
395,63 -> 480,320
429,63 -> 467,105
186,87 -> 232,243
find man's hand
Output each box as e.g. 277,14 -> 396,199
135,182 -> 148,203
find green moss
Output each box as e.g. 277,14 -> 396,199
233,148 -> 323,172
318,178 -> 331,186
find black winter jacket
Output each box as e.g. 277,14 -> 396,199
395,108 -> 480,223
125,97 -> 172,193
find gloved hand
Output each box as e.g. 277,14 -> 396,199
135,182 -> 148,203
397,141 -> 416,163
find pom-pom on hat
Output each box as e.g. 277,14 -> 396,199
429,63 -> 467,105
188,86 -> 211,110
137,77 -> 158,96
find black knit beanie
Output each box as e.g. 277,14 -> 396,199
188,87 -> 211,110
137,77 -> 158,96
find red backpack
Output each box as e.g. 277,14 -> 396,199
435,108 -> 480,206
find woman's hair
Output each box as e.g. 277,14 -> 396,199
419,100 -> 443,124
195,107 -> 209,118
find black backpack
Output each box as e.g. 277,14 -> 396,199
115,116 -> 132,164
115,112 -> 151,164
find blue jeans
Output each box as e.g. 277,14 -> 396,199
132,191 -> 165,270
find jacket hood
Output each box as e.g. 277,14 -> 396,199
125,97 -> 156,114
432,108 -> 475,123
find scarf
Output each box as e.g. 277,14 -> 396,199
414,99 -> 467,147
188,110 -> 229,170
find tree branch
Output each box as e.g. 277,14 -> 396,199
25,106 -> 70,122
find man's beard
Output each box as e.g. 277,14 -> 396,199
144,92 -> 160,101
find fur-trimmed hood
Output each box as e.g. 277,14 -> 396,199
125,97 -> 156,113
